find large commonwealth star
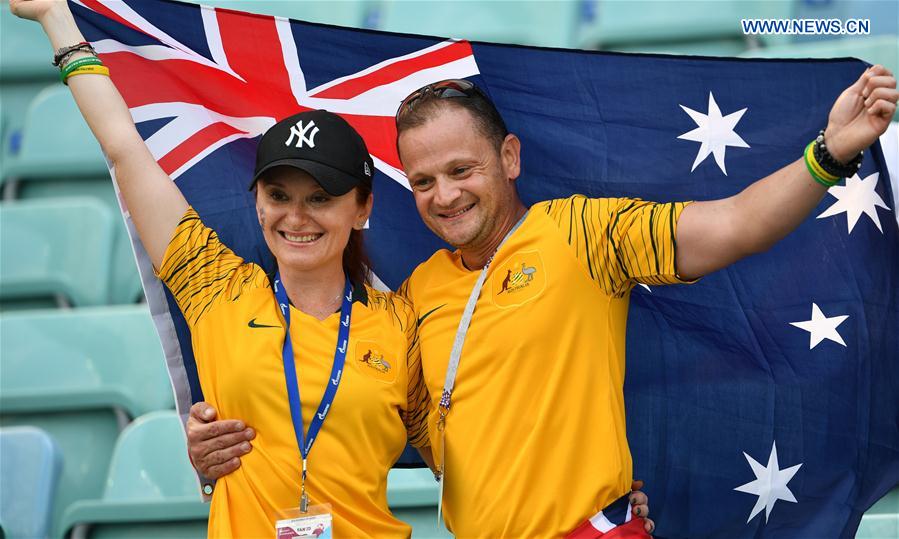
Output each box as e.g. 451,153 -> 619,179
734,441 -> 802,523
677,92 -> 749,175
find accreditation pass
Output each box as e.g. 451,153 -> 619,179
275,504 -> 333,538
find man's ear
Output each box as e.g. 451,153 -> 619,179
501,134 -> 521,181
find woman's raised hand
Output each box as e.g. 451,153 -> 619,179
9,0 -> 68,23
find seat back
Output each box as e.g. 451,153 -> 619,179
2,86 -> 108,180
0,427 -> 62,539
0,9 -> 57,81
0,304 -> 172,417
0,198 -> 114,307
103,411 -> 199,501
16,179 -> 144,305
190,0 -> 368,27
374,0 -> 581,48
577,0 -> 793,53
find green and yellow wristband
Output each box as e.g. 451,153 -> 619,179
804,141 -> 840,188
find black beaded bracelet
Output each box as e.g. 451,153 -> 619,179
813,130 -> 863,179
52,42 -> 96,67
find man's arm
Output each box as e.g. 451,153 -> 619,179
186,402 -> 255,479
676,65 -> 897,280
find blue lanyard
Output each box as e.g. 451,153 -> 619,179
274,272 -> 352,510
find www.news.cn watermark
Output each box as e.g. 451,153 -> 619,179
742,18 -> 871,35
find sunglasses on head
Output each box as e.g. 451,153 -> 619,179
395,79 -> 488,123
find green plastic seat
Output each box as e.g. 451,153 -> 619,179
866,487 -> 899,514
0,8 -> 57,81
189,0 -> 367,28
0,304 -> 173,417
739,35 -> 898,74
0,304 -> 173,537
18,179 -> 144,304
857,514 -> 899,539
856,487 -> 899,538
740,35 -> 898,120
0,198 -> 115,308
386,468 -> 450,538
1,82 -> 54,158
60,411 -> 208,539
577,0 -> 793,54
374,0 -> 581,48
1,85 -> 108,180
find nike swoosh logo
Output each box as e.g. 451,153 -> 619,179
248,318 -> 279,329
417,304 -> 446,327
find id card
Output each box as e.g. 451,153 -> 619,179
276,504 -> 333,539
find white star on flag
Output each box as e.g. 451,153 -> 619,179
677,92 -> 749,175
817,172 -> 890,234
790,303 -> 849,350
734,441 -> 802,523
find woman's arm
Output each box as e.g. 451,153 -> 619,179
12,0 -> 188,269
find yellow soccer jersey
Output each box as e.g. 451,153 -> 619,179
157,208 -> 429,538
399,195 -> 695,538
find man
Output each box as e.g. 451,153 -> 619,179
186,66 -> 897,537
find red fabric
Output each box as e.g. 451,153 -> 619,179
566,515 -> 651,539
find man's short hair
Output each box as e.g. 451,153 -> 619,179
395,84 -> 509,154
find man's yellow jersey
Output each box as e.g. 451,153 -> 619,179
399,195 -> 695,537
158,208 -> 429,538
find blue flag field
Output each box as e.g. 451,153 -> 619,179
70,0 -> 898,537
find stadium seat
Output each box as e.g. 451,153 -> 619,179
60,411 -> 208,539
858,486 -> 899,538
189,0 -> 368,28
0,198 -> 115,308
0,427 -> 62,539
0,303 -> 173,416
387,468 -> 450,538
0,6 -> 57,81
17,179 -> 144,304
576,0 -> 794,55
1,85 -> 108,180
740,34 -> 898,120
1,86 -> 147,306
372,0 -> 581,48
857,514 -> 899,539
0,304 -> 173,537
0,82 -> 53,159
739,35 -> 899,75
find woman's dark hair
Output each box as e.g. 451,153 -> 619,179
344,182 -> 373,287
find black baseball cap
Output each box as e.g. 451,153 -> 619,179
250,110 -> 374,195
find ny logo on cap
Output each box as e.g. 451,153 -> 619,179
285,120 -> 320,149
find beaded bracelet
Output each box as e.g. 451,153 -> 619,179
813,129 -> 863,179
53,42 -> 96,66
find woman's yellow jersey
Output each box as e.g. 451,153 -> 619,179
158,208 -> 430,538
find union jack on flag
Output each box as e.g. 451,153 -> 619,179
71,1 -> 899,538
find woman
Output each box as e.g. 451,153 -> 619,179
12,1 -> 431,536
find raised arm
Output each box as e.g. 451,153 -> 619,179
675,65 -> 897,280
12,0 -> 188,268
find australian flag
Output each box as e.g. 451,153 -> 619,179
69,0 -> 898,537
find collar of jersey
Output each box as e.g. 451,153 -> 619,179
268,276 -> 368,308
